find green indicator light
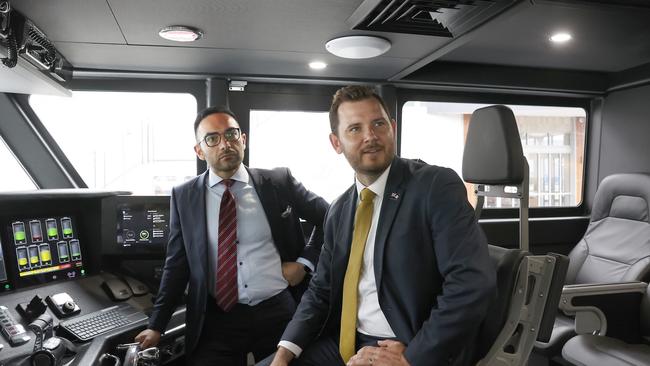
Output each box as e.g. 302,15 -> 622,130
14,231 -> 25,241
4,284 -> 9,289
48,228 -> 58,236
63,228 -> 73,235
81,269 -> 85,275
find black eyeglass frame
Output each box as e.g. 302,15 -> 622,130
200,127 -> 241,147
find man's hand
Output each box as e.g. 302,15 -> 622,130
270,346 -> 296,366
134,329 -> 161,349
282,262 -> 307,286
347,341 -> 410,366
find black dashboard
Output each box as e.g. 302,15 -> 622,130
0,191 -> 184,365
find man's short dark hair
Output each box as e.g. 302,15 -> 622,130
193,106 -> 238,137
329,85 -> 391,134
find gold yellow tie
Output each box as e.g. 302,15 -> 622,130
340,188 -> 376,362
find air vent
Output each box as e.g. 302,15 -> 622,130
350,0 -> 513,38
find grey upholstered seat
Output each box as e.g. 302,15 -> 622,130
562,285 -> 650,366
567,174 -> 650,284
535,173 -> 650,357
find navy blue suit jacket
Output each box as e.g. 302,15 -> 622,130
281,157 -> 496,366
148,167 -> 329,353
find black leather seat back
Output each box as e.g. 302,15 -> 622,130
462,105 -> 525,185
476,245 -> 526,359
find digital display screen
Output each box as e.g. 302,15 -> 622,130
6,216 -> 85,284
117,202 -> 170,247
0,236 -> 11,292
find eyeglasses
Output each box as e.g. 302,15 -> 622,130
200,128 -> 241,147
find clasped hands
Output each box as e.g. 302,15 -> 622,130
347,340 -> 410,366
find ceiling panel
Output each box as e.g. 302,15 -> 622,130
11,0 -> 125,44
439,1 -> 650,72
57,43 -> 415,80
106,0 -> 441,58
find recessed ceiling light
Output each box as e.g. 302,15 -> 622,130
550,32 -> 572,43
159,26 -> 203,42
309,61 -> 327,70
326,36 -> 391,59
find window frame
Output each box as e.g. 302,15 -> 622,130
397,88 -> 591,219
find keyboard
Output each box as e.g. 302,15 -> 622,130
59,303 -> 148,341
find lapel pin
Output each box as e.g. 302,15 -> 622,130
389,192 -> 399,200
281,205 -> 292,218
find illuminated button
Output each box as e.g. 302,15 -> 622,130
30,256 -> 39,264
14,231 -> 26,241
18,258 -> 27,266
40,250 -> 51,262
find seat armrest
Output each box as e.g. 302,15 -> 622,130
560,281 -> 647,336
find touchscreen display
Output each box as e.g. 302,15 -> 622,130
117,202 -> 170,247
0,236 -> 12,292
7,216 -> 85,283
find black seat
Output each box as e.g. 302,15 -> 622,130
462,105 -> 569,366
476,245 -> 526,359
535,173 -> 650,358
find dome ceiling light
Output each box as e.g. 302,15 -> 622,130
325,36 -> 391,59
159,26 -> 203,42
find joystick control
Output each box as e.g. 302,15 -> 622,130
46,293 -> 80,318
62,301 -> 76,314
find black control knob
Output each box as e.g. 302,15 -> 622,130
62,301 -> 76,313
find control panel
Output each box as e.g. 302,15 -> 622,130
0,305 -> 30,346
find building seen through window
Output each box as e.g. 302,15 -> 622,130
402,102 -> 586,208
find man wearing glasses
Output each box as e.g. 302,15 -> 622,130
135,106 -> 329,366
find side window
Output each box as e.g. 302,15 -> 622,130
0,137 -> 37,191
249,110 -> 353,203
401,102 -> 586,208
30,92 -> 197,195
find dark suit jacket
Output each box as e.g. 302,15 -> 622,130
148,167 -> 329,353
282,157 -> 496,366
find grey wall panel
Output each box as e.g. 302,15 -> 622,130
598,84 -> 650,182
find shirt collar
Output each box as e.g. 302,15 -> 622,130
208,164 -> 249,188
355,164 -> 391,200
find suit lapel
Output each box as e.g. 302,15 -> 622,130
374,157 -> 408,290
332,186 -> 357,290
190,171 -> 209,280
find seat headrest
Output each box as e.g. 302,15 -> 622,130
462,105 -> 525,185
591,173 -> 650,223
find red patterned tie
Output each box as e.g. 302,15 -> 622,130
216,179 -> 238,311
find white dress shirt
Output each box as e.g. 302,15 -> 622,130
205,165 -> 287,305
279,166 -> 395,357
354,166 -> 396,338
